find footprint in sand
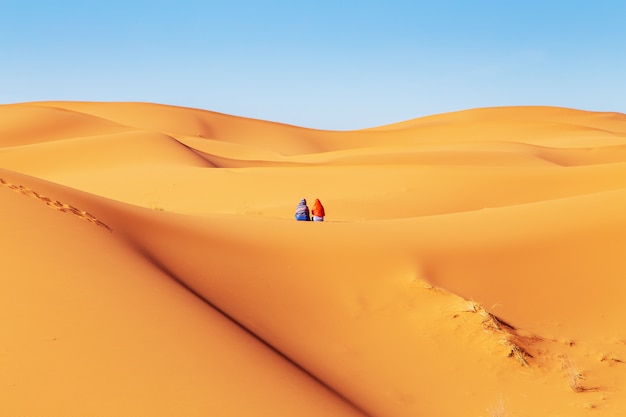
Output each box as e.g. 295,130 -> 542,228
0,178 -> 112,232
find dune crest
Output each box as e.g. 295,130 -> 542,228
3,102 -> 626,416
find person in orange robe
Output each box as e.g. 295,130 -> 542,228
311,198 -> 325,222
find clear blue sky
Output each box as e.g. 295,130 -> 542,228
2,0 -> 625,129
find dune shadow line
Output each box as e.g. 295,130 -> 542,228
136,246 -> 374,417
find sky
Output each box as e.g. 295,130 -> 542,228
1,0 -> 625,130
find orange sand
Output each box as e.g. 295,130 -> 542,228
2,101 -> 626,416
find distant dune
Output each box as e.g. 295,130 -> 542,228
3,101 -> 626,416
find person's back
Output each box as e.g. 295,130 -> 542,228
294,198 -> 310,221
311,198 -> 325,222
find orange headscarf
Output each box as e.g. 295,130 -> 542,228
312,198 -> 325,217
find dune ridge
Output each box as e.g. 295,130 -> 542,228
2,101 -> 626,416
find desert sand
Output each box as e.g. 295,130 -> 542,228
2,101 -> 626,416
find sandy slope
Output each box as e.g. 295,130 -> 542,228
2,101 -> 626,416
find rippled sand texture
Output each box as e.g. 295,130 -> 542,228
3,102 -> 626,416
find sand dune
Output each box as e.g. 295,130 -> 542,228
2,101 -> 626,416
